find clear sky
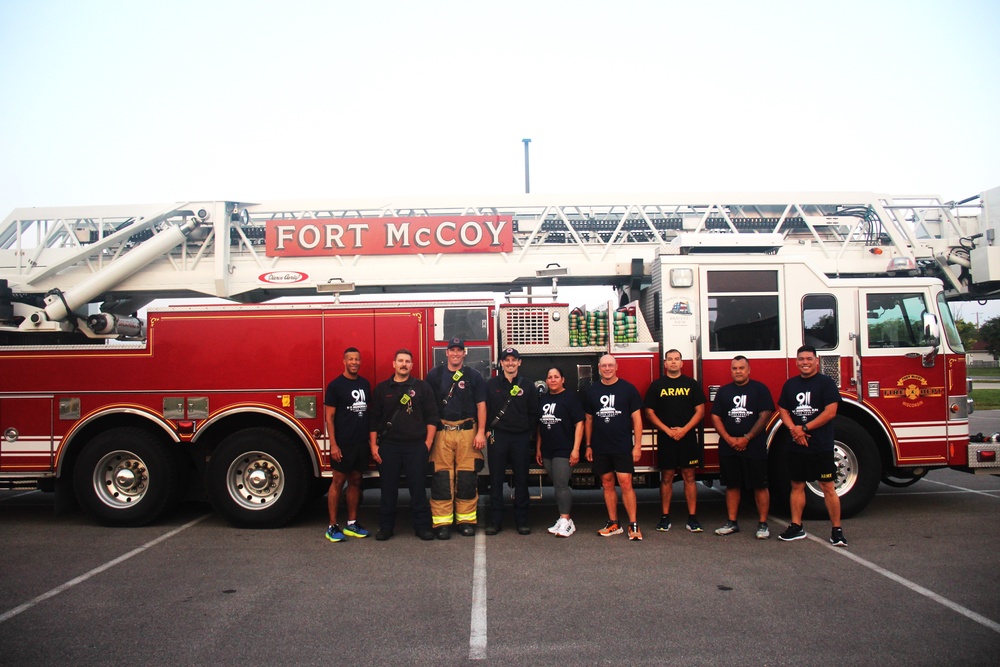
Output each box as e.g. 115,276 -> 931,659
2,0 -> 999,313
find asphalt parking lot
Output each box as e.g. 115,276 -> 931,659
2,416 -> 999,666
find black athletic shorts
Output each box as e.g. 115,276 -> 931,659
591,452 -> 635,477
787,448 -> 836,483
657,439 -> 703,471
330,442 -> 370,475
719,456 -> 768,490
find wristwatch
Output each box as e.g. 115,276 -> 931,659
801,424 -> 809,433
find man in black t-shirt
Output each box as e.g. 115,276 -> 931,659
323,347 -> 372,543
644,349 -> 706,533
710,355 -> 774,539
584,354 -> 645,541
777,345 -> 847,547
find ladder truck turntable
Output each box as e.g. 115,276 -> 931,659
1,189 -> 999,528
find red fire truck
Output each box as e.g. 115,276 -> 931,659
1,191 -> 999,527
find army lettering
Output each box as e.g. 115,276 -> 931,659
659,387 -> 692,397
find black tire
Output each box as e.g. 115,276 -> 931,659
73,426 -> 179,527
207,427 -> 310,528
768,416 -> 881,520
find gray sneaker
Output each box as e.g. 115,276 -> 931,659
755,522 -> 770,539
714,520 -> 740,536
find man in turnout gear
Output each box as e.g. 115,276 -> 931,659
426,338 -> 488,539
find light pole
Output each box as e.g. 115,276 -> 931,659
522,138 -> 531,194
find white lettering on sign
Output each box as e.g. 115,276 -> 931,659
435,222 -> 456,246
386,222 -> 409,248
265,215 -> 513,257
460,221 -> 482,246
298,226 -> 321,249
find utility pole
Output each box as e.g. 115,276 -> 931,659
522,138 -> 531,194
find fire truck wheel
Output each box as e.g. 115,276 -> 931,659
207,428 -> 310,528
769,417 -> 881,520
73,427 -> 179,527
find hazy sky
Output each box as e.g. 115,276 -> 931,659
2,0 -> 998,313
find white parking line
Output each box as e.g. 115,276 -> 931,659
768,519 -> 1000,636
825,539 -> 1000,634
921,477 -> 1000,498
468,528 -> 488,660
0,514 -> 209,625
0,490 -> 40,501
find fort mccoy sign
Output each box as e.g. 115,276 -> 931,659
265,215 -> 513,257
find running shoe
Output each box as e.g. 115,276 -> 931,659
686,517 -> 704,533
714,520 -> 740,536
755,522 -> 770,540
829,527 -> 848,547
343,522 -> 369,539
325,524 -> 346,542
778,523 -> 806,541
598,520 -> 623,537
655,515 -> 672,532
556,519 -> 576,538
548,517 -> 568,535
628,523 -> 643,541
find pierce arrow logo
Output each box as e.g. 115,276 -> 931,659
259,271 -> 308,284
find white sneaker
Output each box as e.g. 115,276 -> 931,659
556,518 -> 576,538
548,517 -> 567,535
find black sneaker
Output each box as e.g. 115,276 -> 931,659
375,529 -> 394,541
655,515 -> 671,532
778,523 -> 806,541
829,527 -> 848,547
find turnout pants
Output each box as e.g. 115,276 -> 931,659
430,420 -> 483,527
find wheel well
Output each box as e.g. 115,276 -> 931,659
192,411 -> 321,477
58,413 -> 175,480
765,401 -> 894,471
837,401 -> 894,473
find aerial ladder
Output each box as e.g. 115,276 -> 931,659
1,188 -> 998,341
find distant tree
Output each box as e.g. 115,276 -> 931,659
979,316 -> 1000,358
955,318 -> 979,351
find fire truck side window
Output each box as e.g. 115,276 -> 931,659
438,308 -> 489,342
802,294 -> 838,350
866,293 -> 928,348
432,346 -> 492,380
706,270 -> 780,352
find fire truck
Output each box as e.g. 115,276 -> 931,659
2,190 -> 999,528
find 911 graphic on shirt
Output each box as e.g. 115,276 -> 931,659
597,394 -> 622,423
539,402 -> 563,429
725,393 -> 753,424
791,391 -> 819,421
